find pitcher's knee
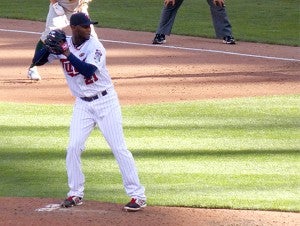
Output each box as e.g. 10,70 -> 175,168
67,144 -> 85,156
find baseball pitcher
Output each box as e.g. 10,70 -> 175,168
31,12 -> 147,212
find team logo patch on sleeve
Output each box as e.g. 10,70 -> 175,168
94,49 -> 102,63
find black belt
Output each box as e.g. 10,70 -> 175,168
80,90 -> 107,102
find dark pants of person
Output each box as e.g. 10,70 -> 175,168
155,0 -> 233,38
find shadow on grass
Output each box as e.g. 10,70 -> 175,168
0,147 -> 299,162
0,121 -> 299,135
0,125 -> 68,134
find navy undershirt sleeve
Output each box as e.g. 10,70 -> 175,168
32,47 -> 50,66
67,53 -> 97,79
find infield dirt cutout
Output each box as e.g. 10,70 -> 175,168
0,18 -> 299,225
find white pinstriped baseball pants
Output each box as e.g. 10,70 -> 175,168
66,89 -> 146,200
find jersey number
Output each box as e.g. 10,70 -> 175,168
85,75 -> 98,85
60,59 -> 98,85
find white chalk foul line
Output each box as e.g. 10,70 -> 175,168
101,39 -> 300,62
0,28 -> 41,35
1,28 -> 299,62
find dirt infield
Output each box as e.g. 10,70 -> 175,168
0,18 -> 299,225
1,19 -> 299,105
1,197 -> 299,226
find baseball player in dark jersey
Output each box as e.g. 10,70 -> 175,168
152,0 -> 236,45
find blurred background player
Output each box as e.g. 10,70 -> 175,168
27,0 -> 97,80
152,0 -> 236,45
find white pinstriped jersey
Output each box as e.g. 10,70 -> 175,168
48,36 -> 113,98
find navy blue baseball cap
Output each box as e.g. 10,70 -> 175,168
70,12 -> 98,26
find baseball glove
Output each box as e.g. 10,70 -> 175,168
44,29 -> 68,55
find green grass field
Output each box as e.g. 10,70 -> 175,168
0,0 -> 299,213
0,0 -> 299,46
1,95 -> 299,211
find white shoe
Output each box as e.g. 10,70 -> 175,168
27,66 -> 41,80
